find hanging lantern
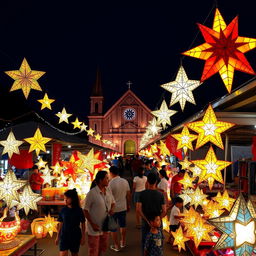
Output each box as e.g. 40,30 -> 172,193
31,218 -> 48,239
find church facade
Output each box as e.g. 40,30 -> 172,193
88,72 -> 153,155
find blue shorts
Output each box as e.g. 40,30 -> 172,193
134,191 -> 141,203
113,211 -> 127,229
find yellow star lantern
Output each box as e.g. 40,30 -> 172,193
57,171 -> 68,186
17,185 -> 42,215
0,131 -> 23,158
203,200 -> 225,218
190,165 -> 202,177
78,148 -> 102,174
179,188 -> 194,206
151,100 -> 177,129
150,143 -> 159,154
71,118 -> 82,129
42,171 -> 55,186
189,187 -> 208,209
161,65 -> 201,111
51,162 -> 63,176
213,190 -> 235,212
94,133 -> 101,141
41,165 -> 51,175
24,128 -> 51,156
192,146 -> 232,190
171,226 -> 189,252
80,123 -> 88,131
186,216 -> 215,248
5,58 -> 45,99
178,173 -> 195,189
56,108 -> 72,124
147,118 -> 162,137
36,158 -> 47,170
86,128 -> 95,136
44,214 -> 58,237
187,105 -> 235,149
0,170 -> 26,208
37,93 -> 55,110
158,140 -> 170,156
181,206 -> 201,227
179,157 -> 192,170
172,126 -> 198,155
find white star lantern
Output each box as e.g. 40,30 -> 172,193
161,65 -> 201,111
146,118 -> 162,137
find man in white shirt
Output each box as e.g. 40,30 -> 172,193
84,171 -> 115,256
109,166 -> 131,251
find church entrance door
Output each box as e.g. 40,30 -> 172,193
124,140 -> 136,155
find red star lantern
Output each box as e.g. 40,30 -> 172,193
183,8 -> 256,93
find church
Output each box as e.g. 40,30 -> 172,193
88,71 -> 153,155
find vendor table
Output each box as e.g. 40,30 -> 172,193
37,200 -> 65,216
0,235 -> 43,256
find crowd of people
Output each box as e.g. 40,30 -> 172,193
53,154 -> 186,256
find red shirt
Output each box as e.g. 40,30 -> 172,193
171,174 -> 183,194
29,173 -> 44,191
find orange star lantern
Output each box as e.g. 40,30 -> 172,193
181,207 -> 201,227
213,190 -> 235,211
171,126 -> 198,154
178,172 -> 195,189
192,146 -> 232,190
203,200 -> 225,218
183,8 -> 256,93
187,105 -> 234,149
171,226 -> 189,252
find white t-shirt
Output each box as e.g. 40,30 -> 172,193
109,176 -> 130,212
157,178 -> 168,192
169,205 -> 180,226
133,176 -> 147,192
84,185 -> 115,236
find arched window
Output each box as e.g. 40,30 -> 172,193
95,103 -> 99,113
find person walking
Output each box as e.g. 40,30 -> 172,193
132,167 -> 147,228
55,189 -> 85,256
109,166 -> 131,251
84,171 -> 115,256
136,172 -> 166,255
157,169 -> 169,204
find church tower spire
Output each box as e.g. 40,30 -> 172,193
91,68 -> 103,96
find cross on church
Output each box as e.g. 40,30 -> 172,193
126,81 -> 132,90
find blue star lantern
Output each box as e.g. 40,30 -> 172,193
209,194 -> 256,256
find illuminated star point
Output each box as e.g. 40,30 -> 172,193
37,93 -> 55,110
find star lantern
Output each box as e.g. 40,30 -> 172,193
147,118 -> 162,137
190,165 -> 202,177
151,100 -> 177,129
94,133 -> 101,141
171,126 -> 198,155
192,146 -> 232,190
80,123 -> 87,131
43,214 -> 58,237
178,173 -> 195,189
86,128 -> 95,136
150,143 -> 159,154
0,131 -> 23,158
51,162 -> 63,176
24,128 -> 51,156
5,58 -> 45,99
17,185 -> 42,215
36,158 -> 47,169
41,172 -> 55,186
209,194 -> 256,256
213,190 -> 235,212
71,118 -> 82,129
179,188 -> 194,206
78,148 -> 102,174
171,226 -> 189,252
203,200 -> 225,218
0,170 -> 26,208
187,105 -> 235,149
56,108 -> 72,124
186,216 -> 215,248
37,93 -> 55,110
62,154 -> 84,181
183,8 -> 256,93
181,206 -> 202,227
56,172 -> 68,186
41,165 -> 51,175
158,140 -> 170,156
161,65 -> 201,111
189,186 -> 208,209
179,157 -> 193,170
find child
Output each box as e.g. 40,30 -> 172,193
144,215 -> 164,256
169,197 -> 183,232
55,189 -> 85,256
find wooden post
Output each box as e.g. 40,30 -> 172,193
224,134 -> 229,190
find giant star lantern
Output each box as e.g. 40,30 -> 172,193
187,105 -> 235,149
24,128 -> 51,156
209,194 -> 256,256
44,214 -> 58,237
62,155 -> 84,181
71,118 -> 82,129
158,140 -> 170,156
161,65 -> 201,111
151,100 -> 177,129
78,148 -> 102,174
37,93 -> 55,110
171,226 -> 189,252
0,131 -> 23,158
5,58 -> 45,99
213,190 -> 235,212
183,8 -> 256,93
181,206 -> 201,227
171,126 -> 198,155
56,108 -> 72,124
192,146 -> 232,190
189,186 -> 208,209
0,170 -> 26,208
147,118 -> 162,137
178,172 -> 195,189
17,185 -> 42,215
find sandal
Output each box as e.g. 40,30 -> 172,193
110,245 -> 120,252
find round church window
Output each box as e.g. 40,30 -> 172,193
123,108 -> 136,120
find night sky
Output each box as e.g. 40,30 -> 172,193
0,0 -> 256,131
